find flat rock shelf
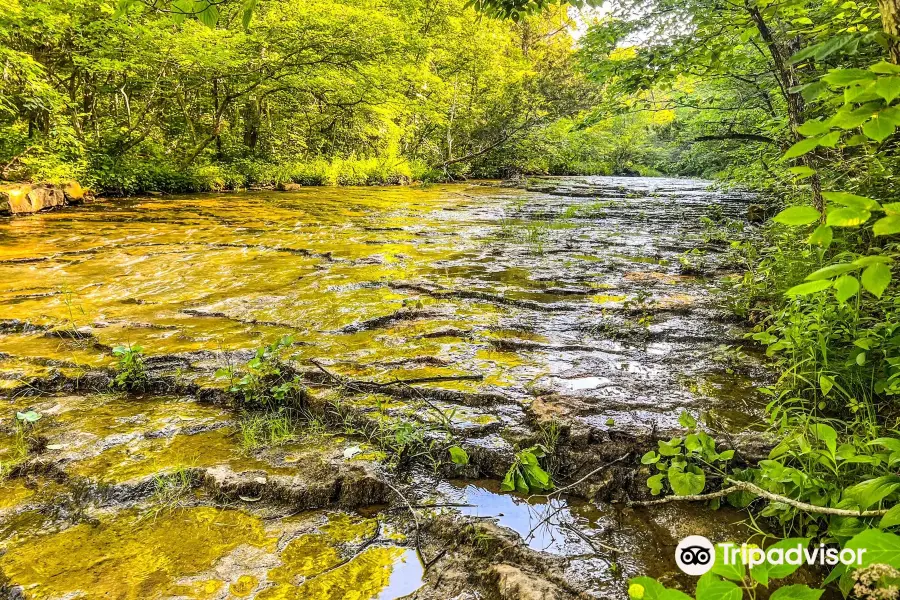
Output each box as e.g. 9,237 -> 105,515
0,176 -> 770,600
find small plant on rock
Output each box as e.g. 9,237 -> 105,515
501,445 -> 553,494
111,344 -> 148,391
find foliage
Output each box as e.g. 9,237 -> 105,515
501,445 -> 553,494
640,411 -> 734,498
0,0 -> 598,191
215,335 -> 305,408
111,344 -> 148,391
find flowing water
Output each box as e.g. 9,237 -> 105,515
0,177 -> 769,599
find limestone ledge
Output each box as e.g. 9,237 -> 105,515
0,181 -> 93,215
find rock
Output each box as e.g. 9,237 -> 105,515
0,184 -> 65,214
747,203 -> 768,223
487,564 -> 568,600
276,182 -> 304,191
63,180 -> 92,204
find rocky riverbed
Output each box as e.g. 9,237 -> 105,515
0,177 -> 770,599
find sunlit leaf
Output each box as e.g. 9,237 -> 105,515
773,206 -> 820,225
861,262 -> 892,297
826,207 -> 870,227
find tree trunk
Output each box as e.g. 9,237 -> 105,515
880,0 -> 900,64
213,78 -> 223,160
749,6 -> 824,212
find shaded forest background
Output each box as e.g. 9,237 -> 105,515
2,0 -> 745,194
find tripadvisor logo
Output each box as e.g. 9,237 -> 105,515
674,535 -> 868,576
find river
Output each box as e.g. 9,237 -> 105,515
0,177 -> 769,599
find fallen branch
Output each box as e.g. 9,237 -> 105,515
629,479 -> 893,518
628,486 -> 740,507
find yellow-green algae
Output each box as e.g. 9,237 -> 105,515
69,426 -> 294,482
0,507 -> 271,599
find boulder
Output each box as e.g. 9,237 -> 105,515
24,186 -> 65,212
63,180 -> 92,204
276,182 -> 304,192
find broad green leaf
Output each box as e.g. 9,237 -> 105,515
696,573 -> 741,600
844,528 -> 900,568
628,577 -> 667,600
826,207 -> 870,227
863,116 -> 896,141
881,504 -> 900,528
769,585 -> 823,600
872,61 -> 900,74
807,224 -> 833,248
773,206 -> 820,225
641,450 -> 659,464
804,262 -> 858,281
647,473 -> 665,495
241,0 -> 257,29
822,191 -> 881,211
829,106 -> 876,129
874,215 -> 900,236
822,68 -> 876,86
667,465 -> 705,496
788,165 -> 816,179
819,374 -> 834,396
711,542 -> 745,581
782,137 -> 820,159
448,445 -> 469,465
196,2 -> 219,27
845,475 -> 900,510
812,423 -> 837,457
16,410 -> 41,423
854,255 -> 893,266
766,538 -> 812,579
678,410 -> 697,428
834,275 -> 859,303
883,202 -> 900,215
817,130 -> 842,147
796,120 -> 830,136
786,280 -> 831,296
876,76 -> 900,103
861,262 -> 892,297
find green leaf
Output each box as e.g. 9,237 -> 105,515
711,542 -> 745,581
501,468 -> 516,492
773,206 -> 821,225
846,476 -> 900,510
819,374 -> 834,396
854,255 -> 893,266
876,76 -> 900,103
807,224 -> 833,248
822,68 -> 876,86
863,116 -> 896,142
844,528 -> 900,568
767,538 -> 812,579
796,120 -> 830,136
668,464 -> 705,496
241,0 -> 257,29
812,423 -> 837,457
782,137 -> 820,159
826,207 -> 871,227
883,202 -> 900,215
881,504 -> 900,528
696,573 -> 741,600
448,445 -> 469,465
834,275 -> 860,303
647,473 -> 665,495
678,410 -> 697,429
829,106 -> 876,129
788,165 -> 817,179
769,585 -> 824,600
15,410 -> 41,423
804,262 -> 859,280
629,577 -> 667,600
861,262 -> 892,297
872,61 -> 900,74
822,191 -> 882,211
874,215 -> 900,236
786,280 -> 832,296
196,2 -> 219,27
641,450 -> 660,464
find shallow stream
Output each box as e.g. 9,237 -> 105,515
0,177 -> 769,599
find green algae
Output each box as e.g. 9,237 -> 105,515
0,507 -> 271,599
68,426 -> 293,483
